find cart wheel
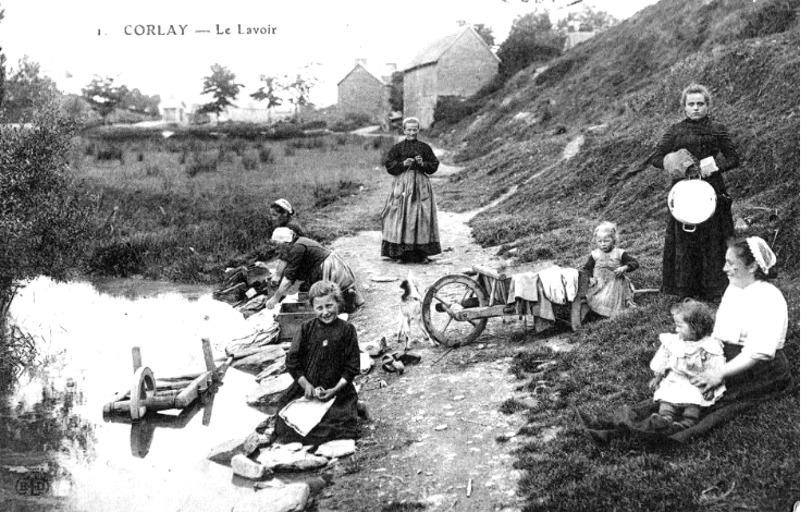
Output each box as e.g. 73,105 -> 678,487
422,275 -> 488,347
130,367 -> 156,421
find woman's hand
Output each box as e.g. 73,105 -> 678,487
317,387 -> 337,401
403,157 -> 414,167
300,380 -> 316,399
690,368 -> 724,393
414,155 -> 424,166
589,277 -> 597,287
265,296 -> 279,310
614,266 -> 628,277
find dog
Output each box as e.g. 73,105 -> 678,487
396,271 -> 433,350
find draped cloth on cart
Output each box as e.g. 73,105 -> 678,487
506,266 -> 580,331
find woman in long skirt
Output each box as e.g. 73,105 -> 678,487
381,117 -> 441,263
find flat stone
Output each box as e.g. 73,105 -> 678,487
232,482 -> 310,512
315,439 -> 356,459
233,346 -> 286,370
257,447 -> 329,472
243,432 -> 273,456
231,454 -> 268,480
207,438 -> 244,465
247,373 -> 294,405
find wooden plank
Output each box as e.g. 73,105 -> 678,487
455,304 -> 511,320
132,346 -> 142,372
202,338 -> 216,372
473,265 -> 506,281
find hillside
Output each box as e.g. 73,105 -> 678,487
434,0 -> 799,280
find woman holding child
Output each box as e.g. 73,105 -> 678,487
580,236 -> 792,441
649,83 -> 739,301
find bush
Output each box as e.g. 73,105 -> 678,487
241,153 -> 259,171
258,146 -> 275,163
329,112 -> 373,132
433,95 -> 485,127
0,107 -> 95,389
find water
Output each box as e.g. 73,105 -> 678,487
1,277 -> 273,511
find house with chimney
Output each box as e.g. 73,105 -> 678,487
337,59 -> 392,122
402,26 -> 500,129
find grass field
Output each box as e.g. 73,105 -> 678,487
72,131 -> 395,282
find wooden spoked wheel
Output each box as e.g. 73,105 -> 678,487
422,275 -> 488,347
130,367 -> 156,420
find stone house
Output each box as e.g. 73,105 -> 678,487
160,97 -> 187,124
337,59 -> 391,122
402,26 -> 500,129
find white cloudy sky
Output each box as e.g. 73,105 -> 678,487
0,0 -> 659,107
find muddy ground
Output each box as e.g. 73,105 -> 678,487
311,157 -> 575,512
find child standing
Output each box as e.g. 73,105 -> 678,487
648,299 -> 725,432
273,280 -> 361,444
582,222 -> 639,317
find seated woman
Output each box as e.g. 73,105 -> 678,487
579,236 -> 793,444
273,281 -> 360,445
265,227 -> 365,312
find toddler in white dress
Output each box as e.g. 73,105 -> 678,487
648,299 -> 725,431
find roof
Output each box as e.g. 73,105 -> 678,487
337,64 -> 387,86
403,26 -> 500,73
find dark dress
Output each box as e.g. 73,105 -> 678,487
274,317 -> 360,444
283,237 -> 331,288
649,117 -> 739,300
381,138 -> 442,261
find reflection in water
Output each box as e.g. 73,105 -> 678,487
1,277 -> 268,511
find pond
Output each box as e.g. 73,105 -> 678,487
1,277 -> 271,511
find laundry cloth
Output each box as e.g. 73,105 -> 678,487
279,396 -> 336,437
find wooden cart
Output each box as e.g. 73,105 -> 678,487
102,338 -> 231,421
420,265 -> 591,346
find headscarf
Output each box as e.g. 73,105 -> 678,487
271,198 -> 294,215
746,236 -> 777,274
271,227 -> 295,244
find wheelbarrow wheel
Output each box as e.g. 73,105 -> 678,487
130,366 -> 156,421
422,275 -> 488,347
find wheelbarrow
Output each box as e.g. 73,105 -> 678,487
421,265 -> 656,346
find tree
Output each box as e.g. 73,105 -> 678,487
82,75 -> 127,124
119,88 -> 160,116
0,105 -> 95,388
557,5 -> 618,32
198,63 -> 243,121
1,56 -> 59,122
496,11 -> 565,79
473,23 -> 496,47
250,75 -> 283,121
282,63 -> 318,116
388,71 -> 404,113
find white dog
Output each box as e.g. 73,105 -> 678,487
396,271 -> 433,350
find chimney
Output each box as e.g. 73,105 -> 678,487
385,63 -> 397,73
355,58 -> 367,67
456,20 -> 467,27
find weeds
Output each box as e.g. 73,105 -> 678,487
258,146 -> 274,164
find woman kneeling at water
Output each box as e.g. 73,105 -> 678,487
273,280 -> 360,444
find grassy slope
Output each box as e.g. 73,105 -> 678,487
431,0 -> 800,510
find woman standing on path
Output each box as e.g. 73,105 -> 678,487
649,83 -> 739,301
381,117 -> 442,263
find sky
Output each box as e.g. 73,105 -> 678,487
0,0 -> 660,109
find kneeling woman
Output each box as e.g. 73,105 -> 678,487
274,281 -> 360,444
265,227 -> 364,312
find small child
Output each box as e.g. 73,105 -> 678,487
648,299 -> 725,432
273,280 -> 361,444
582,222 -> 639,317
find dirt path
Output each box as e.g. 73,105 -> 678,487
314,161 -> 561,512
